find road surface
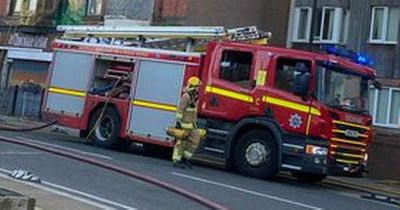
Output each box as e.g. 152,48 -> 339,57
0,130 -> 397,210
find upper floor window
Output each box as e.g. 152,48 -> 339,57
292,7 -> 349,44
44,0 -> 55,11
219,50 -> 253,89
319,7 -> 349,44
87,0 -> 103,16
11,0 -> 37,15
274,58 -> 311,93
369,6 -> 400,44
293,7 -> 312,42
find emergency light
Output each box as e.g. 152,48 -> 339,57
322,45 -> 374,66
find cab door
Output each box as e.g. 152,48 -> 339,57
266,57 -> 314,136
201,46 -> 266,121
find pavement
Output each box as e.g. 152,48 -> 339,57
0,173 -> 101,210
0,115 -> 399,208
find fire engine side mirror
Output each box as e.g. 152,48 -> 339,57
293,72 -> 310,97
373,80 -> 382,90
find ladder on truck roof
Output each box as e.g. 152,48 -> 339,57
57,25 -> 271,52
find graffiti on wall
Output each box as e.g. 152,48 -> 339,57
8,33 -> 49,49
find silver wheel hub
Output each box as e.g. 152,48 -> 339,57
245,142 -> 268,166
95,116 -> 114,142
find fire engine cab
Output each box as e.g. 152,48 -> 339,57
43,26 -> 379,181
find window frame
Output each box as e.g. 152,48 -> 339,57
9,0 -> 41,16
292,6 -> 349,44
370,87 -> 400,128
369,6 -> 399,45
217,49 -> 255,90
292,7 -> 313,43
86,0 -> 104,17
316,7 -> 347,44
10,0 -> 23,15
273,57 -> 312,94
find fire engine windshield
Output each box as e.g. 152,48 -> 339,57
316,62 -> 370,115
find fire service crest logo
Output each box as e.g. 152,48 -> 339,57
289,114 -> 302,129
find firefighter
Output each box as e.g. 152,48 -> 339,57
171,76 -> 205,169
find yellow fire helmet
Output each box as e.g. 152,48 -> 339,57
187,76 -> 201,88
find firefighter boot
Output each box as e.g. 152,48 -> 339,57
172,160 -> 186,169
172,140 -> 186,169
182,158 -> 193,169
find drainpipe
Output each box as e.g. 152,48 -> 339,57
308,0 -> 317,52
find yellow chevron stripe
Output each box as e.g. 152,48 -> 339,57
132,100 -> 176,112
331,137 -> 367,146
48,87 -> 86,97
310,107 -> 321,116
205,86 -> 254,103
262,96 -> 321,116
332,120 -> 371,130
335,159 -> 359,165
330,144 -> 366,152
331,151 -> 365,159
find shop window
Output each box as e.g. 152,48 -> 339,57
9,60 -> 49,88
369,6 -> 400,44
274,58 -> 311,93
219,50 -> 253,88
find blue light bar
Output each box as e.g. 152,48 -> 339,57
321,45 -> 374,66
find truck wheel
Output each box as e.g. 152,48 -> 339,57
89,107 -> 121,149
234,130 -> 278,179
292,172 -> 327,182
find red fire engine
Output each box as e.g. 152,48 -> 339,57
43,26 -> 379,181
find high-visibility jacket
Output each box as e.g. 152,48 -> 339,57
176,91 -> 197,130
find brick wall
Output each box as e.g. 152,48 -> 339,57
368,127 -> 400,180
185,0 -> 290,46
106,0 -> 155,22
154,0 -> 188,24
0,0 -> 10,17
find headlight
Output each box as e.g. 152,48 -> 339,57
306,145 -> 328,156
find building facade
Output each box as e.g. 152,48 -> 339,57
92,0 -> 291,46
287,0 -> 400,180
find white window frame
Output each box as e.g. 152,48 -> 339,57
292,7 -> 312,43
319,7 -> 342,43
369,6 -> 399,45
12,0 -> 37,14
370,87 -> 400,128
314,7 -> 348,44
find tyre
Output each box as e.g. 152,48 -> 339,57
89,107 -> 122,149
292,172 -> 327,182
234,129 -> 278,179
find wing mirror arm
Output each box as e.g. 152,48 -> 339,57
373,80 -> 382,90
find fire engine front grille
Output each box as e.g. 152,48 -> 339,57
330,121 -> 370,165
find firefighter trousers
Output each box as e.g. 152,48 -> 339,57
172,129 -> 201,162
